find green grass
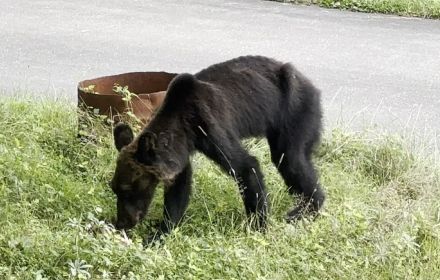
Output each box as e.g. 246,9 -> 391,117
1,98 -> 440,279
274,0 -> 440,19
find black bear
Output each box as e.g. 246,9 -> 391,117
111,55 -> 325,235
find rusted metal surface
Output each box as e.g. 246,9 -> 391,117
78,72 -> 177,124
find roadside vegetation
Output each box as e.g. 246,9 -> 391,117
1,97 -> 440,279
273,0 -> 440,19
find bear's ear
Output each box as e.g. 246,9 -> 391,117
114,123 -> 134,151
135,131 -> 157,164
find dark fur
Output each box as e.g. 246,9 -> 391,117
112,55 -> 325,235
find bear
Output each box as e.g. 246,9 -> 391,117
110,55 -> 325,236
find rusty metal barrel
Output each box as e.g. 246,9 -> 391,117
77,71 -> 177,125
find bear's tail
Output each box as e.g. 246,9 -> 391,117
278,63 -> 300,103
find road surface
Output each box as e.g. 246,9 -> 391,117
1,0 -> 439,145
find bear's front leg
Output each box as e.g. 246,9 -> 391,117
144,164 -> 193,244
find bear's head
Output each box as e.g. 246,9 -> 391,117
110,123 -> 184,230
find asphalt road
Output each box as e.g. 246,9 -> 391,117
1,0 -> 440,143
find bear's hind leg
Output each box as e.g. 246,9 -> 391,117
268,134 -> 325,221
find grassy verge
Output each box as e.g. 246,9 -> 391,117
273,0 -> 440,19
1,98 -> 440,279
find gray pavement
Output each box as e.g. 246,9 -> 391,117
1,0 -> 440,144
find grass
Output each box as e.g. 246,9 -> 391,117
0,97 -> 440,279
273,0 -> 440,19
